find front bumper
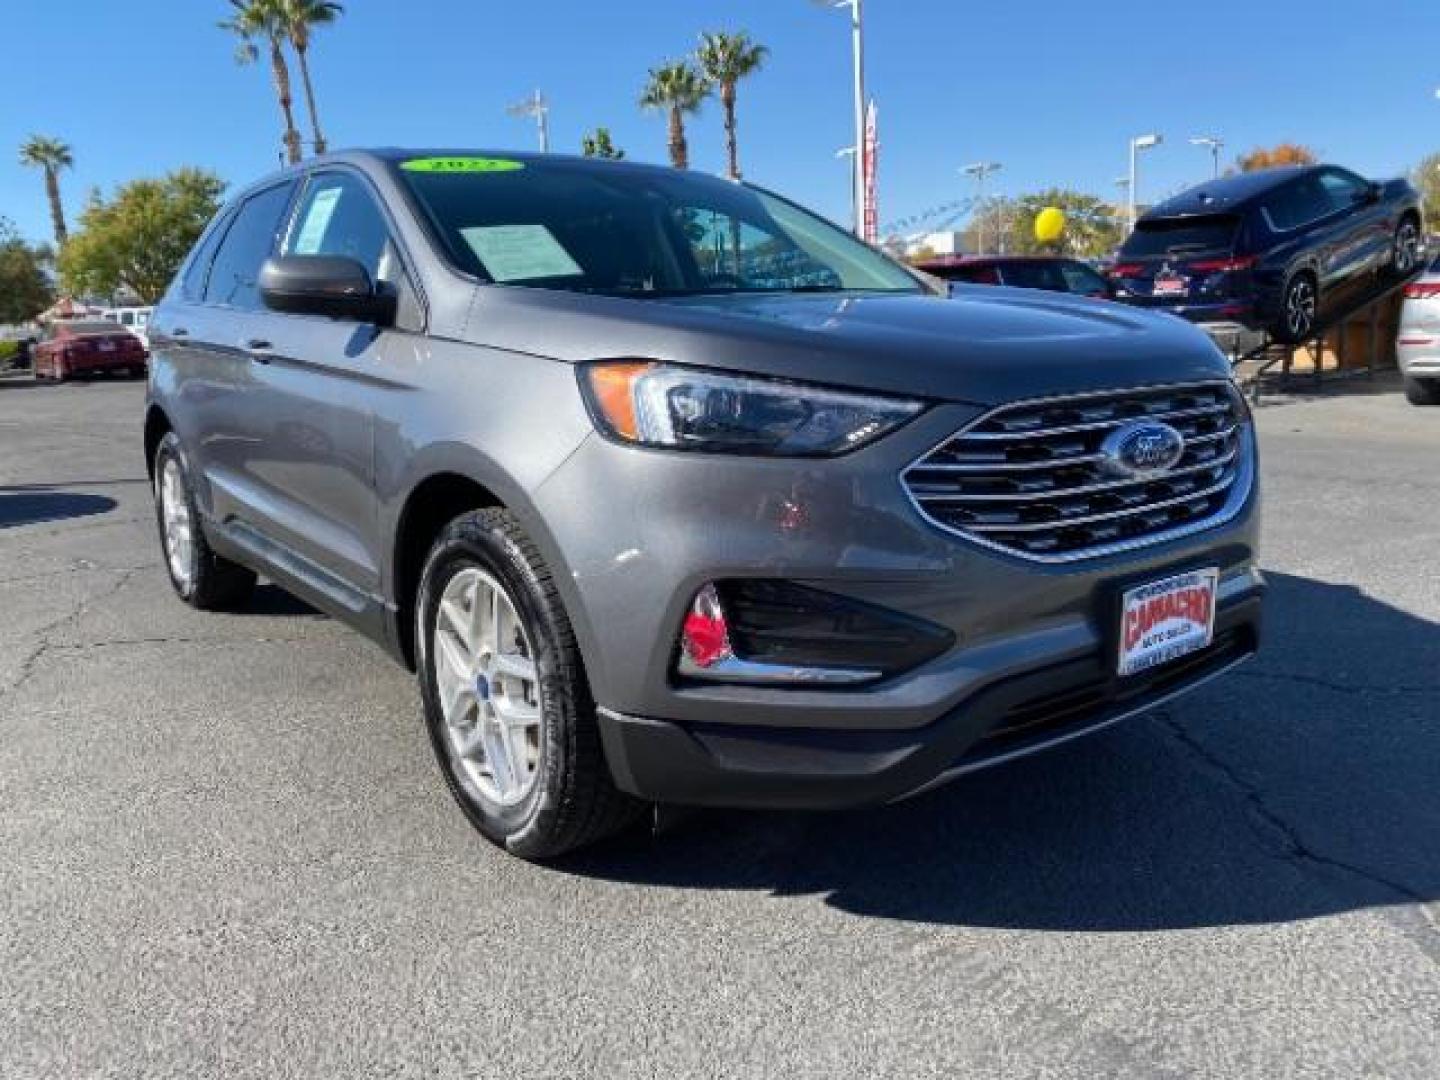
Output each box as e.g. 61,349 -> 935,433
528,383 -> 1262,808
597,578 -> 1262,808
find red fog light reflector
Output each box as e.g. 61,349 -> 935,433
680,583 -> 733,669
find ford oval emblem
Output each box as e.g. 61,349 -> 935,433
1099,422 -> 1186,479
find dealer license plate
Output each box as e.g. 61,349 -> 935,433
1152,275 -> 1188,297
1117,568 -> 1218,677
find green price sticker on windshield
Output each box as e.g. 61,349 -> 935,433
401,156 -> 525,174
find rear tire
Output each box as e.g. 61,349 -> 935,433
152,432 -> 257,610
1391,216 -> 1421,279
415,508 -> 643,860
1272,271 -> 1318,344
1404,376 -> 1440,406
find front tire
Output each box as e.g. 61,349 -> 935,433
415,508 -> 641,860
152,432 -> 256,609
1405,376 -> 1440,406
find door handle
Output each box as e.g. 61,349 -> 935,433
170,327 -> 189,338
242,338 -> 273,364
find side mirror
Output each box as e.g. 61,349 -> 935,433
259,255 -> 396,325
1359,182 -> 1382,205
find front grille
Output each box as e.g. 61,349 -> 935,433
903,381 -> 1251,560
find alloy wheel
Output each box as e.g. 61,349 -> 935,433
159,458 -> 194,590
432,567 -> 544,807
1286,277 -> 1316,339
1395,220 -> 1420,277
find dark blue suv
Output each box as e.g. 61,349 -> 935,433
1110,165 -> 1422,342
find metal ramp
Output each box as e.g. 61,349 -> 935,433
1219,268 -> 1420,404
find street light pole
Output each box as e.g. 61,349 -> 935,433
961,162 -> 1002,254
1189,135 -> 1224,179
1128,133 -> 1162,232
506,90 -> 550,153
813,0 -> 867,236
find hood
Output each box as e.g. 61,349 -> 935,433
464,285 -> 1231,406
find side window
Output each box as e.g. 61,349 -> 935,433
181,216 -> 229,301
1317,169 -> 1368,213
1263,178 -> 1330,232
284,172 -> 392,284
204,182 -> 297,309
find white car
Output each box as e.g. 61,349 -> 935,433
1397,261 -> 1440,405
100,306 -> 153,349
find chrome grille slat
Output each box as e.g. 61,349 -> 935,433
960,401 -> 1234,441
914,450 -> 1238,503
965,477 -> 1238,533
909,425 -> 1238,473
903,381 -> 1252,561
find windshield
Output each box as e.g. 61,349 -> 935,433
394,157 -> 921,297
1121,215 -> 1239,259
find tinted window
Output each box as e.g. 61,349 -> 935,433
1059,262 -> 1109,295
284,172 -> 392,283
182,213 -> 231,301
997,262 -> 1068,291
1316,169 -> 1369,213
396,158 -> 919,296
1262,178 -> 1331,232
1121,216 -> 1239,258
204,183 -> 296,308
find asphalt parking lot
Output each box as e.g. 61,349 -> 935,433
1,373 -> 1436,1079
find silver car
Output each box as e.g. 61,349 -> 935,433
145,151 -> 1263,859
1397,256 -> 1440,405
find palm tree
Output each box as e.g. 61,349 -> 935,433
18,136 -> 73,247
219,0 -> 303,165
695,31 -> 768,180
276,0 -> 343,155
639,62 -> 710,170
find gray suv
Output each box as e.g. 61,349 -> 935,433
145,151 -> 1263,859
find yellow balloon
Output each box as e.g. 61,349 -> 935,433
1034,207 -> 1066,243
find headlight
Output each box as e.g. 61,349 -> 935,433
579,361 -> 924,456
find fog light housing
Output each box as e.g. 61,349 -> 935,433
675,580 -> 955,687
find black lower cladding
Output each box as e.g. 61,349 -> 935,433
710,579 -> 955,678
599,596 -> 1262,809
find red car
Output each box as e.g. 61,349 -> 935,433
914,255 -> 1115,299
33,320 -> 149,382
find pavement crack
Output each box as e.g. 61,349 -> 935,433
1161,714 -> 1437,929
46,635 -> 318,652
0,567 -> 140,702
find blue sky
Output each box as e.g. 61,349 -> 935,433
3,1 -> 1437,244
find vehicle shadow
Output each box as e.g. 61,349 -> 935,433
564,572 -> 1439,931
243,582 -> 325,619
0,487 -> 117,529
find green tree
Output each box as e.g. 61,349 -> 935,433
277,0 -> 343,155
18,135 -> 74,247
639,61 -> 710,170
969,190 -> 1124,258
1411,152 -> 1440,227
581,127 -> 625,160
695,30 -> 768,180
1234,143 -> 1317,173
0,219 -> 55,324
220,0 -> 303,165
58,169 -> 227,304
